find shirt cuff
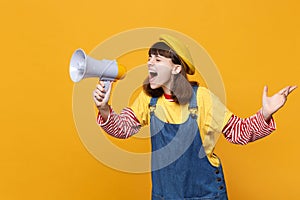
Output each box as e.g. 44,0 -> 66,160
257,109 -> 276,132
96,107 -> 112,126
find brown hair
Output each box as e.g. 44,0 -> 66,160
143,42 -> 198,105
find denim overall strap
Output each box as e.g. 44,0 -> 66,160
150,86 -> 228,200
188,86 -> 198,119
149,97 -> 159,108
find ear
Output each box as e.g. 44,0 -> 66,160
172,64 -> 182,74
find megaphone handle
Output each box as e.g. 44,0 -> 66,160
102,80 -> 111,91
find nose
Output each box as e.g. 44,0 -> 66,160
147,56 -> 155,66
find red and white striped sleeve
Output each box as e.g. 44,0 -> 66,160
96,107 -> 141,139
222,110 -> 276,145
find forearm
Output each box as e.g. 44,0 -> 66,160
97,105 -> 110,122
97,107 -> 141,139
222,110 -> 276,145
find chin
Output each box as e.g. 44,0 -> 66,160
149,82 -> 161,89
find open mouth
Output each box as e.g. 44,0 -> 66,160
149,71 -> 158,78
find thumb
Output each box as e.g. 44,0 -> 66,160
263,85 -> 268,98
106,81 -> 113,95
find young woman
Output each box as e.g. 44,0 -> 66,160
93,34 -> 296,200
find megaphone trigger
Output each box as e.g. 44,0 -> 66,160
103,80 -> 111,91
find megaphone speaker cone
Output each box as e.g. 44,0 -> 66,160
69,49 -> 87,82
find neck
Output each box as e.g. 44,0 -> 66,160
162,75 -> 174,95
162,86 -> 172,95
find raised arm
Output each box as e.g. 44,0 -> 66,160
93,81 -> 112,121
93,81 -> 141,138
96,107 -> 141,139
222,111 -> 276,145
223,85 -> 297,145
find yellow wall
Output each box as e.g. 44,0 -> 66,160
1,0 -> 299,199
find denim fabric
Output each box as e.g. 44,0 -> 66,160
150,87 -> 228,200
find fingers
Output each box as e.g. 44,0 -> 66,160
93,91 -> 103,106
278,86 -> 290,95
277,85 -> 297,98
93,81 -> 113,108
93,88 -> 105,100
283,86 -> 290,97
93,96 -> 102,107
288,85 -> 297,94
284,85 -> 297,98
93,82 -> 107,103
97,81 -> 107,92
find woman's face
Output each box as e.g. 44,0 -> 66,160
147,54 -> 181,94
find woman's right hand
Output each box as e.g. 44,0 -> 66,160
93,81 -> 112,111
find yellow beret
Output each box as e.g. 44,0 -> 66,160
159,34 -> 195,75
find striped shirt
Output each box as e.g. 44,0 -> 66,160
97,107 -> 276,145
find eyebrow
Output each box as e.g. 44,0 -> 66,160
149,54 -> 169,60
149,54 -> 166,58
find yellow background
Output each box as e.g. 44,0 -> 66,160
1,0 -> 299,199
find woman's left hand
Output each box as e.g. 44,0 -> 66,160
262,85 -> 297,121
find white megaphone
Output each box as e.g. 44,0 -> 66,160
69,48 -> 126,88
